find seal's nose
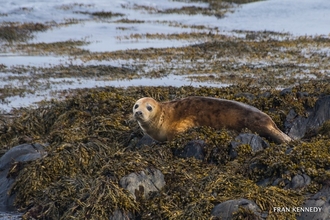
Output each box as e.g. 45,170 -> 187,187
135,111 -> 143,117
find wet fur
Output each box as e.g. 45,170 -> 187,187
133,96 -> 292,144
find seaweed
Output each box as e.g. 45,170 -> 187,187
0,22 -> 48,42
1,82 -> 329,219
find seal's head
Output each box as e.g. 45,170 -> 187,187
133,97 -> 160,124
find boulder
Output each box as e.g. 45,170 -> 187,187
211,198 -> 262,220
272,174 -> 311,190
229,133 -> 269,159
288,174 -> 311,190
0,143 -> 47,211
109,209 -> 134,220
297,184 -> 330,220
286,95 -> 330,140
174,140 -> 205,160
280,88 -> 292,96
296,92 -> 308,99
0,143 -> 46,171
135,135 -> 157,148
258,91 -> 271,98
119,167 -> 165,200
114,167 -> 165,220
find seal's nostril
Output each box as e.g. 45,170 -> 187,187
135,111 -> 142,116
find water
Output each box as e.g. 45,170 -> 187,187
1,0 -> 329,112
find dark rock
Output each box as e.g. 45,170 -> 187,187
211,198 -> 262,220
0,143 -> 47,211
286,95 -> 330,140
119,167 -> 165,200
296,92 -> 309,99
272,177 -> 290,188
229,133 -> 269,159
286,112 -> 308,140
280,88 -> 292,96
319,120 -> 330,137
174,140 -> 205,160
271,173 -> 311,190
258,91 -> 272,98
256,178 -> 271,187
135,135 -> 157,148
0,176 -> 15,212
0,211 -> 22,219
285,147 -> 294,154
0,143 -> 46,171
109,209 -> 134,220
297,185 -> 330,220
284,109 -> 300,135
306,95 -> 330,134
249,162 -> 268,179
288,174 -> 311,190
235,93 -> 256,100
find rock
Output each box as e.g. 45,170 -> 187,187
0,143 -> 47,211
297,184 -> 330,220
0,175 -> 15,212
174,140 -> 205,160
0,211 -> 22,220
285,109 -> 308,140
258,91 -> 272,98
271,173 -> 311,190
119,167 -> 165,200
256,178 -> 272,187
0,143 -> 47,171
306,95 -> 330,134
284,109 -> 300,135
286,95 -> 330,139
249,162 -> 268,181
229,133 -> 269,159
109,209 -> 134,220
111,166 -> 165,220
280,88 -> 292,96
211,198 -> 262,220
296,92 -> 308,99
288,174 -> 311,190
319,120 -> 330,137
135,135 -> 157,148
235,93 -> 256,100
257,170 -> 311,189
272,177 -> 290,188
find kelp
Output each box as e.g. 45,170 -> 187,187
0,81 -> 330,219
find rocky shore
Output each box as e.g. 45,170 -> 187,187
1,0 -> 330,219
1,83 -> 330,219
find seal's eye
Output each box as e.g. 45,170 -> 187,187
134,104 -> 139,109
147,106 -> 152,111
